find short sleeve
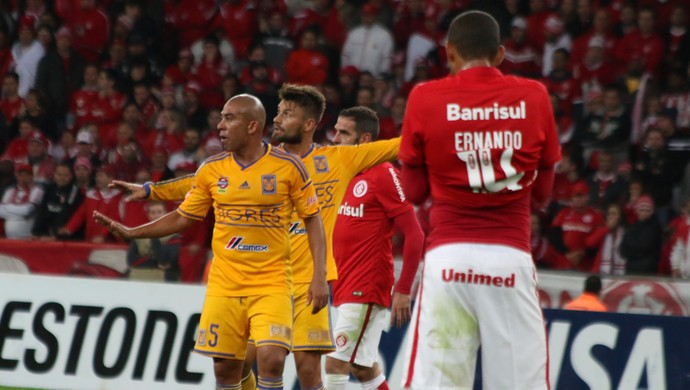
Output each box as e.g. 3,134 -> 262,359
289,160 -> 320,219
176,166 -> 213,221
400,86 -> 426,166
375,165 -> 414,219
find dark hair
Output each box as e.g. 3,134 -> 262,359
447,11 -> 500,61
584,275 -> 602,294
3,71 -> 19,82
339,106 -> 379,140
278,84 -> 326,123
554,48 -> 570,59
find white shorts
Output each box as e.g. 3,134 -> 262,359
402,243 -> 548,390
328,303 -> 387,367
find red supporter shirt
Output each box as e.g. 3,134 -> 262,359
69,8 -> 110,63
70,89 -> 99,130
332,163 -> 413,307
400,67 -> 561,253
615,31 -> 665,74
0,97 -> 23,124
552,206 -> 604,251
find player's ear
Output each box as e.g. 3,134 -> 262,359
493,45 -> 505,67
305,118 -> 317,134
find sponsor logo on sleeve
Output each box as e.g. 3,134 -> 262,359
353,180 -> 368,198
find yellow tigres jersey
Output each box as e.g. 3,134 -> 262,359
278,137 -> 400,283
176,144 -> 319,297
148,137 -> 401,283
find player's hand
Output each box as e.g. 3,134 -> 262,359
109,180 -> 147,202
307,278 -> 329,314
93,211 -> 133,240
390,292 -> 411,328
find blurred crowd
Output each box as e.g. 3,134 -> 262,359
0,0 -> 689,281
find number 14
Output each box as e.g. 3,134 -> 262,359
457,148 -> 524,193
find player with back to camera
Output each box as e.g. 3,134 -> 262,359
399,10 -> 561,390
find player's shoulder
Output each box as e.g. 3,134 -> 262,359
200,152 -> 231,166
268,146 -> 310,178
503,74 -> 549,95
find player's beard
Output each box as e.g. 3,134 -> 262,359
272,128 -> 302,144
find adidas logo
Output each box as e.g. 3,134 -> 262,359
239,181 -> 250,190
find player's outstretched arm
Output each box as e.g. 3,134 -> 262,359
400,163 -> 429,205
93,210 -> 195,241
109,180 -> 147,202
109,174 -> 195,202
390,209 -> 425,327
303,213 -> 329,314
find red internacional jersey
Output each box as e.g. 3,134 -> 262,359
400,67 -> 561,252
332,163 -> 413,307
552,206 -> 604,252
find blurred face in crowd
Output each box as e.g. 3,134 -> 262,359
116,124 -> 134,146
97,71 -> 114,92
359,72 -> 374,88
146,203 -> 167,222
18,121 -> 34,138
183,129 -> 200,152
620,6 -> 635,26
73,164 -> 91,184
15,170 -> 33,186
122,142 -> 139,162
27,140 -> 46,159
83,65 -> 99,88
356,88 -> 374,108
670,6 -> 686,28
203,41 -> 219,61
391,96 -> 407,120
161,92 -> 177,109
638,10 -> 655,35
603,89 -> 621,112
635,204 -> 653,222
268,13 -> 284,33
593,9 -> 610,33
511,26 -> 526,43
656,116 -> 676,137
273,100 -> 310,144
123,104 -> 142,125
645,129 -> 664,151
606,204 -> 622,228
301,30 -> 317,50
2,76 -> 19,97
150,150 -> 167,170
223,77 -> 240,98
95,170 -> 112,190
56,34 -> 71,53
207,110 -> 221,131
18,25 -> 34,46
53,165 -> 73,187
37,26 -> 53,48
576,0 -> 591,19
552,50 -> 568,71
597,153 -> 614,174
80,0 -> 96,10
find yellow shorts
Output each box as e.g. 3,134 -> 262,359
194,293 -> 293,359
292,282 -> 335,352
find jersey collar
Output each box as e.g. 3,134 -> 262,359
233,141 -> 270,170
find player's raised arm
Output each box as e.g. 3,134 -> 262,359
390,208 -> 424,327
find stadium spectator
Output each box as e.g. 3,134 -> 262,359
23,130 -> 55,185
167,0 -> 217,49
572,35 -> 616,103
214,0 -> 257,60
589,204 -> 628,275
181,81 -> 208,131
620,195 -> 662,274
68,0 -> 109,63
551,181 -> 604,271
126,201 -> 181,281
585,151 -> 628,209
663,5 -> 690,72
1,118 -> 40,163
111,140 -> 144,182
148,147 -> 173,183
634,128 -> 683,215
615,7 -> 664,75
575,85 -> 630,162
0,28 -> 12,79
191,35 -> 229,110
35,26 -> 86,122
564,275 -> 607,311
163,48 -> 194,88
72,155 -> 92,192
59,164 -> 124,243
0,161 -> 44,239
285,28 -> 329,86
167,128 -> 202,172
570,9 -> 617,66
31,162 -> 84,241
142,108 -> 184,156
500,16 -> 541,79
12,15 -> 45,98
68,63 -> 100,131
542,14 -> 572,77
0,72 -> 24,127
91,68 -> 127,128
256,11 -> 294,78
341,3 -> 394,78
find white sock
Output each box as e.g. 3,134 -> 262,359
360,374 -> 385,390
325,374 -> 349,390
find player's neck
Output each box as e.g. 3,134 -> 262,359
458,59 -> 493,72
234,141 -> 267,166
282,140 -> 314,157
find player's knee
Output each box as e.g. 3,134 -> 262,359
257,350 -> 286,377
213,358 -> 243,383
325,356 -> 349,375
350,363 -> 378,382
